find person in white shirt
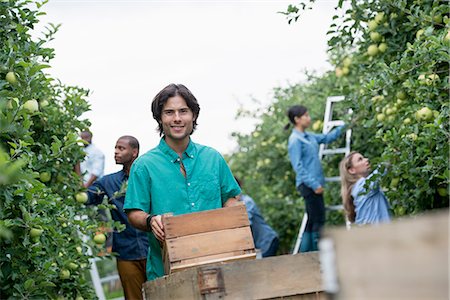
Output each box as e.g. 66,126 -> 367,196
80,130 -> 105,188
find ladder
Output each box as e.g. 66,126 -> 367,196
77,214 -> 121,300
292,96 -> 352,254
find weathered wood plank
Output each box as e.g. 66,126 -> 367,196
166,226 -> 255,261
144,253 -> 323,300
171,251 -> 256,272
326,209 -> 448,300
163,204 -> 250,239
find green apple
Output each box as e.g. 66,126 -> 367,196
68,262 -> 79,270
433,110 -> 439,118
5,71 -> 18,85
444,30 -> 450,43
378,43 -> 387,53
396,91 -> 407,100
30,228 -> 44,238
418,74 -> 427,84
437,187 -> 448,197
75,192 -> 88,204
370,32 -> 382,42
367,44 -> 379,56
385,108 -> 392,115
40,99 -> 49,107
6,98 -> 19,109
376,113 -> 385,122
416,29 -> 424,39
23,99 -> 39,113
368,20 -> 378,31
75,296 -> 84,300
407,133 -> 418,141
342,66 -> 350,75
415,107 -> 433,121
312,120 -> 323,131
426,73 -> 439,85
76,246 -> 83,254
93,233 -> 106,245
374,12 -> 385,23
390,177 -> 400,188
335,67 -> 344,78
371,95 -> 384,102
342,57 -> 352,67
39,172 -> 51,183
60,269 -> 70,280
403,118 -> 411,125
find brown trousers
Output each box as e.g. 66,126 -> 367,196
116,259 -> 147,300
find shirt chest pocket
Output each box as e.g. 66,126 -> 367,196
197,178 -> 220,202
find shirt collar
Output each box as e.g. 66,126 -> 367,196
158,137 -> 197,163
292,128 -> 307,137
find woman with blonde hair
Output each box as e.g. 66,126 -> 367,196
339,152 -> 391,225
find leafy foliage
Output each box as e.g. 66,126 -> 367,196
230,0 -> 449,253
0,1 -> 116,298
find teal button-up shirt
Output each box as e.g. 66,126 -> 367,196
124,138 -> 241,280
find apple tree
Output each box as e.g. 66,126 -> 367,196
230,0 -> 449,252
228,73 -> 346,253
1,1 -> 116,298
283,0 -> 449,215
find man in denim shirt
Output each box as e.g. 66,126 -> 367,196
235,177 -> 279,257
286,105 -> 345,252
88,135 -> 148,300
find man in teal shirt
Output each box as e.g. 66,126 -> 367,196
124,83 -> 241,281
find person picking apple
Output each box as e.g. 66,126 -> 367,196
285,105 -> 346,252
339,152 -> 391,225
87,135 -> 148,300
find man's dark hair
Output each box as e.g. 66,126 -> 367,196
119,135 -> 140,154
151,83 -> 200,136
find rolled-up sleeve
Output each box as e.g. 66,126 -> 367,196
124,162 -> 151,213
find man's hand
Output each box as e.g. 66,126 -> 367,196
150,215 -> 165,241
314,186 -> 324,194
223,195 -> 241,207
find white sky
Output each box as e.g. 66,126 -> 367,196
38,0 -> 337,174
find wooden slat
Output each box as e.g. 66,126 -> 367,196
171,251 -> 256,273
163,204 -> 250,239
326,209 -> 448,300
143,252 -> 323,300
165,226 -> 255,262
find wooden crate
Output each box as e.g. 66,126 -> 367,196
144,252 -> 324,300
162,204 -> 256,274
321,209 -> 449,300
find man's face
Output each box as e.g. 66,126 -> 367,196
114,138 -> 137,165
80,132 -> 91,146
161,95 -> 195,143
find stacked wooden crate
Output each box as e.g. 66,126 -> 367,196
145,252 -> 323,299
162,204 -> 256,274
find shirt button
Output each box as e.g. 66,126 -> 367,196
187,182 -> 191,186
191,203 -> 195,207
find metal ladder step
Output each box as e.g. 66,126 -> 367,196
321,148 -> 347,155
